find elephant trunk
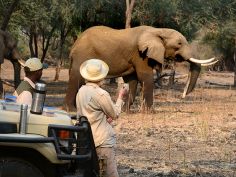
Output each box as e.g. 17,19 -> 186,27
12,60 -> 21,88
11,48 -> 21,61
182,62 -> 201,98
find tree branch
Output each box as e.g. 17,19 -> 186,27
1,0 -> 20,30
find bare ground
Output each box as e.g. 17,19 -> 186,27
2,61 -> 236,177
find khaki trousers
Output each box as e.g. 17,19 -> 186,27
96,147 -> 119,177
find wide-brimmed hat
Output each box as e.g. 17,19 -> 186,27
80,59 -> 109,82
24,58 -> 48,72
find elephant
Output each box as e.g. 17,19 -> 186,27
64,25 -> 217,111
0,30 -> 22,93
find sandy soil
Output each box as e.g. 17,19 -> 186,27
2,61 -> 236,177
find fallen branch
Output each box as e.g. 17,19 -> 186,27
157,72 -> 173,79
205,81 -> 232,87
159,73 -> 188,80
175,74 -> 188,79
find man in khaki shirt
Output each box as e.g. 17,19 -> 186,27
76,59 -> 127,177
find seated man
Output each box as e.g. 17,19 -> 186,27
14,58 -> 46,105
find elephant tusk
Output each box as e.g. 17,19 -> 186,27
189,57 -> 216,64
182,73 -> 191,98
201,60 -> 219,66
18,59 -> 25,67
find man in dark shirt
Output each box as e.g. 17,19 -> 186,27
14,58 -> 46,105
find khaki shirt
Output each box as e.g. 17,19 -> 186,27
76,82 -> 123,147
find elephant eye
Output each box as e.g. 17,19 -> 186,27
174,45 -> 180,50
178,42 -> 182,45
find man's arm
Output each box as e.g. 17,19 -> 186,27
99,87 -> 128,121
16,91 -> 32,105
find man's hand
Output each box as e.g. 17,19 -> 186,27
107,117 -> 113,124
118,84 -> 129,101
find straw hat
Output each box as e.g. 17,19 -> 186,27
24,58 -> 48,72
80,59 -> 109,82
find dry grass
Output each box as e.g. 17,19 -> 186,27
116,85 -> 236,177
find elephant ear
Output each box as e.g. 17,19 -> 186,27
138,32 -> 165,64
3,31 -> 16,49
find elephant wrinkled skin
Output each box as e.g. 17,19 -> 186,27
0,30 -> 22,92
65,26 -> 216,111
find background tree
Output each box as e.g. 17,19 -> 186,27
10,0 -> 60,61
125,0 -> 135,28
1,0 -> 236,81
52,0 -> 77,81
132,0 -> 178,28
1,0 -> 20,30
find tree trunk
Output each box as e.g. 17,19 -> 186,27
54,60 -> 61,81
29,32 -> 33,56
54,25 -> 71,81
168,63 -> 176,88
41,26 -> 56,62
29,30 -> 38,57
0,64 -> 3,98
1,0 -> 20,30
54,37 -> 65,81
234,37 -> 236,86
168,70 -> 175,88
125,0 -> 135,28
11,60 -> 21,88
33,32 -> 38,57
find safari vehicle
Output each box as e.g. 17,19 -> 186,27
0,99 -> 99,177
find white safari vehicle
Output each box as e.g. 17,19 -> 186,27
0,100 -> 99,177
